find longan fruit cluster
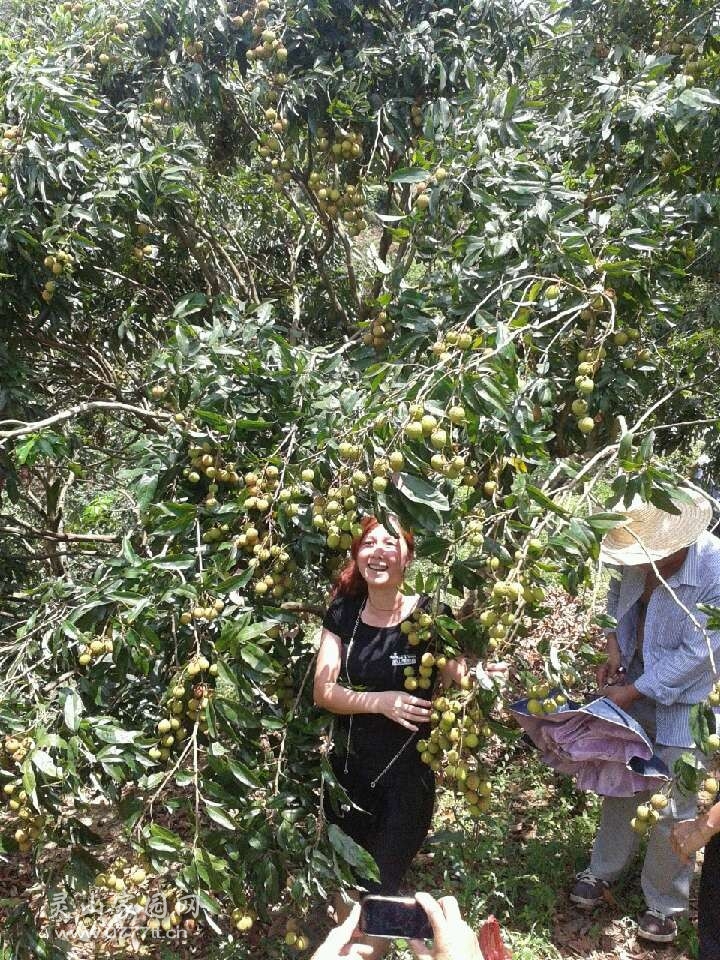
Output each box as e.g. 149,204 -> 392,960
402,649 -> 445,692
78,632 -> 114,667
311,483 -> 363,551
2,733 -> 34,765
419,688 -> 496,815
235,526 -> 295,596
184,444 -> 241,501
429,329 -> 480,360
131,241 -> 154,261
284,916 -> 310,950
241,2 -> 288,63
410,101 -> 424,129
483,574 -> 544,650
308,168 -> 367,233
243,464 -> 282,512
524,682 -> 568,716
402,403 -> 470,479
40,250 -> 73,302
150,92 -> 172,113
572,342 -> 604,436
631,793 -> 669,835
148,658 -> 216,762
144,889 -> 198,933
400,608 -> 436,648
466,514 -> 485,548
180,598 -> 225,624
95,857 -> 151,893
2,779 -> 45,853
697,773 -> 719,812
361,309 -> 394,350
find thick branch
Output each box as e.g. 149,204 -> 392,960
0,401 -> 171,444
0,525 -> 119,544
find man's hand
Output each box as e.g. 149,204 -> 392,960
409,893 -> 482,960
601,683 -> 641,711
596,634 -> 621,688
310,905 -> 375,960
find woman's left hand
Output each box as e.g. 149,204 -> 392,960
439,657 -> 468,689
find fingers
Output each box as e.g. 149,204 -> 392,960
414,891 -> 446,938
324,904 -> 361,948
437,894 -> 462,925
344,945 -> 376,958
393,696 -> 431,729
399,720 -> 420,731
400,696 -> 431,712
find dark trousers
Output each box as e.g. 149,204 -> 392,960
700,832 -> 720,960
325,753 -> 435,894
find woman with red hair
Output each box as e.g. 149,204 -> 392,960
314,516 -> 466,914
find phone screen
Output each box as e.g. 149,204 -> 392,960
359,896 -> 433,940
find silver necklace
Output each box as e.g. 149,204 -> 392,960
366,594 -> 404,614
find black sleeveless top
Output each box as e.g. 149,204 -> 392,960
322,593 -> 449,774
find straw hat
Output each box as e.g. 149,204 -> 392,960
600,487 -> 713,566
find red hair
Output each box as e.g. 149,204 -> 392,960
332,516 -> 414,598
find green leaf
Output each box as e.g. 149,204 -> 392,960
387,167 -> 428,184
226,758 -> 261,789
673,753 -> 703,793
173,293 -> 207,318
678,88 -> 720,108
31,750 -> 61,778
62,689 -> 84,733
197,890 -> 222,914
394,473 -> 450,512
147,824 -> 184,852
327,824 -> 380,882
526,486 -> 569,518
649,488 -> 682,515
639,430 -> 655,463
204,802 -> 237,831
586,512 -> 624,532
689,703 -> 716,751
618,430 -> 635,462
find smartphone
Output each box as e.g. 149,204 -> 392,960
359,895 -> 433,940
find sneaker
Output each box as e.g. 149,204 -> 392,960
569,869 -> 610,908
637,910 -> 677,944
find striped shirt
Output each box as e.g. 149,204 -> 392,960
606,531 -> 720,747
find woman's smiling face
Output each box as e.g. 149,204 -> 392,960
356,523 -> 409,589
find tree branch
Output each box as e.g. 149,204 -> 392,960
0,525 -> 119,544
0,401 -> 171,444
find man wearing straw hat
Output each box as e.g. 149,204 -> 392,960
570,487 -> 720,944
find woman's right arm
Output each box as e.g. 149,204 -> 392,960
313,628 -> 431,731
